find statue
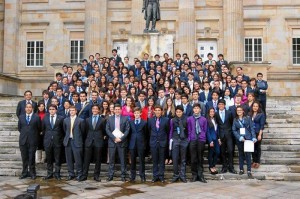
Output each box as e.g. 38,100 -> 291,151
142,0 -> 161,33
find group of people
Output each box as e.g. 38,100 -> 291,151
16,50 -> 267,183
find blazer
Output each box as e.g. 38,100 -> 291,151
105,115 -> 130,148
232,116 -> 256,141
206,120 -> 219,143
128,119 -> 147,150
182,104 -> 193,117
256,80 -> 268,101
63,117 -> 85,147
206,100 -> 219,114
148,116 -> 169,148
229,86 -> 240,98
18,113 -> 41,146
85,116 -> 106,147
42,114 -> 64,148
135,100 -> 147,109
252,113 -> 266,134
75,102 -> 90,120
199,91 -> 212,103
141,60 -> 150,71
16,100 -> 38,118
187,116 -> 207,142
215,109 -> 233,139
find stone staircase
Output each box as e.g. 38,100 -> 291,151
0,97 -> 300,180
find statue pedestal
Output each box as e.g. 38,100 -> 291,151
128,33 -> 174,60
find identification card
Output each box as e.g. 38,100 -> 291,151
240,128 -> 246,135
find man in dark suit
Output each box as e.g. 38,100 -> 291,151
199,82 -> 212,104
203,53 -> 215,65
256,72 -> 268,121
156,89 -> 166,107
42,104 -> 64,180
112,49 -> 122,66
236,66 -> 250,83
128,107 -> 148,182
175,53 -> 183,68
63,106 -> 86,181
205,91 -> 220,114
216,54 -> 228,69
42,90 -> 51,113
58,100 -> 71,118
181,94 -> 193,117
216,100 -> 237,174
141,53 -> 150,71
105,104 -> 130,182
148,105 -> 169,183
229,79 -> 240,98
18,103 -> 41,179
135,91 -> 147,109
82,105 -> 106,182
16,90 -> 38,118
75,91 -> 90,120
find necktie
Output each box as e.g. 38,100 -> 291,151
184,105 -> 187,114
26,100 -> 31,104
115,116 -> 120,129
195,118 -> 200,135
93,116 -> 97,129
65,110 -> 68,116
213,101 -> 217,110
156,118 -> 160,130
51,116 -> 54,129
122,100 -> 125,106
70,117 -> 75,138
179,119 -> 185,139
221,111 -> 224,123
26,115 -> 30,125
135,120 -> 139,126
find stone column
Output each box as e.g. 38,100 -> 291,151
131,0 -> 144,35
223,0 -> 244,62
84,0 -> 107,57
178,0 -> 196,58
2,0 -> 19,76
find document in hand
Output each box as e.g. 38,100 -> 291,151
112,129 -> 124,138
169,139 -> 173,151
244,140 -> 254,152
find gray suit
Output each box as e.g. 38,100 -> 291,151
63,117 -> 85,178
105,115 -> 130,178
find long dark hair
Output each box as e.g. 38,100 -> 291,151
206,108 -> 216,128
249,101 -> 262,117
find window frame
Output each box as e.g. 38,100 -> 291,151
244,37 -> 263,62
26,40 -> 44,67
70,39 -> 84,64
292,37 -> 300,65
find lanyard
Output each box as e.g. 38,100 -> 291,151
238,118 -> 244,128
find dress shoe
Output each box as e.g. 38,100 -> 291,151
199,176 -> 207,183
255,163 -> 260,169
106,177 -> 113,182
19,174 -> 28,179
190,176 -> 197,182
78,176 -> 87,182
141,177 -> 146,183
66,176 -> 75,181
247,172 -> 254,179
55,176 -> 62,181
171,177 -> 179,183
43,175 -> 53,180
121,177 -> 127,182
129,178 -> 135,183
151,177 -> 159,183
31,175 -> 37,180
221,168 -> 228,173
239,170 -> 244,175
159,177 -> 165,183
179,177 -> 187,183
94,176 -> 101,182
229,169 -> 237,174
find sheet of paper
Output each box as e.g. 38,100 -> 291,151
244,140 -> 254,152
240,128 -> 246,135
112,129 -> 124,138
169,139 -> 173,151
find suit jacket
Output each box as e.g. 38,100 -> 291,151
183,104 -> 193,117
215,110 -> 233,139
18,113 -> 41,146
85,116 -> 106,147
206,121 -> 219,143
75,102 -> 90,120
232,116 -> 256,141
63,117 -> 85,147
216,60 -> 228,68
141,60 -> 150,71
148,117 -> 169,148
199,91 -> 212,103
206,100 -> 219,114
42,114 -> 64,148
252,113 -> 266,134
16,100 -> 38,118
256,80 -> 268,101
128,119 -> 147,150
156,97 -> 166,107
58,109 -> 70,119
105,115 -> 130,148
175,60 -> 183,68
229,86 -> 240,98
135,100 -> 147,109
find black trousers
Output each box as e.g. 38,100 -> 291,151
65,139 -> 83,177
20,142 -> 37,176
189,140 -> 205,177
44,143 -> 62,177
220,135 -> 234,170
252,134 -> 263,164
108,145 -> 127,178
237,141 -> 251,172
172,140 -> 188,178
151,144 -> 165,179
83,141 -> 102,178
130,147 -> 145,179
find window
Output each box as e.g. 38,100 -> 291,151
26,41 -> 44,67
292,38 -> 300,65
70,40 -> 84,64
244,38 -> 263,62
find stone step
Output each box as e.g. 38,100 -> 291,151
261,151 -> 300,158
264,133 -> 300,139
261,145 -> 300,152
262,138 -> 300,145
264,128 -> 299,134
0,131 -> 19,136
260,158 -> 300,165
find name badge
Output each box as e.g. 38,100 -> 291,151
240,128 -> 246,135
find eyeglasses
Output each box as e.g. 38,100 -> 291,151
49,109 -> 56,110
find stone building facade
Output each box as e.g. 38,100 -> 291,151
0,0 -> 299,96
